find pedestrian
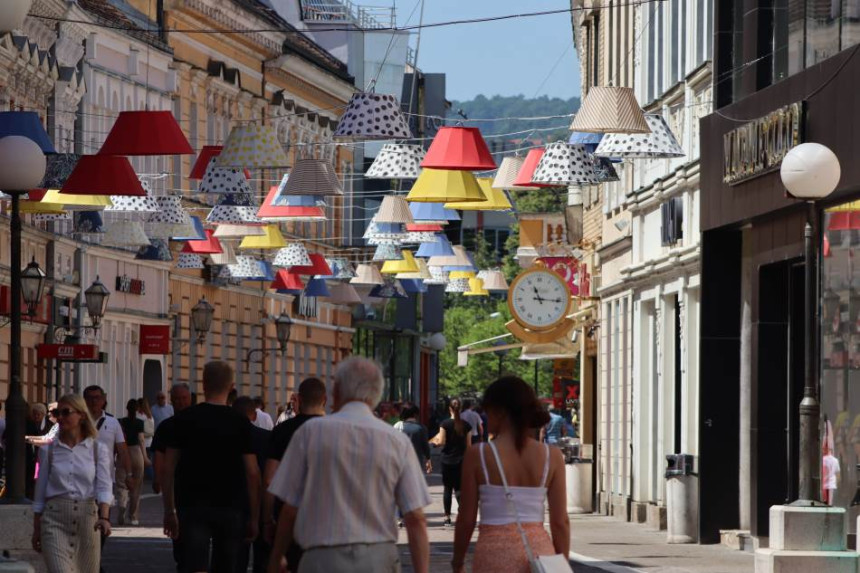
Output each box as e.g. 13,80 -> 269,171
267,357 -> 431,573
151,391 -> 174,430
395,404 -> 432,474
232,397 -> 271,573
451,376 -> 570,573
27,403 -> 53,498
460,400 -> 484,444
151,383 -> 192,572
161,361 -> 261,573
475,405 -> 489,442
540,408 -> 566,445
117,399 -> 150,526
137,398 -> 155,481
253,397 -> 274,430
262,377 -> 327,572
275,404 -> 286,425
32,394 -> 113,573
429,398 -> 472,527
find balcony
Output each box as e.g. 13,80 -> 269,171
300,0 -> 395,29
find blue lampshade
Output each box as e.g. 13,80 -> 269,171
409,202 -> 460,223
281,194 -> 325,207
303,277 -> 331,297
245,261 -> 275,282
375,222 -> 403,234
0,112 -> 56,153
399,279 -> 427,293
171,216 -> 206,241
136,239 -> 173,261
416,234 -> 455,258
74,211 -> 105,233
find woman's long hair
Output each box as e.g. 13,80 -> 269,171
449,398 -> 466,437
58,394 -> 98,441
137,397 -> 153,418
482,377 -> 550,452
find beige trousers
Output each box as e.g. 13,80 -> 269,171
40,497 -> 100,573
115,445 -> 144,521
298,542 -> 400,573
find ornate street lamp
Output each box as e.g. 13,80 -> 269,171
780,142 -> 841,504
190,296 -> 215,341
20,257 -> 46,318
84,277 -> 110,329
275,311 -> 292,354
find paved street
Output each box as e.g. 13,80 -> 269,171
101,473 -> 751,573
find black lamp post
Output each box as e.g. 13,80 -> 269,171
20,257 -> 46,318
245,311 -> 293,397
190,296 -> 215,341
84,277 -> 110,329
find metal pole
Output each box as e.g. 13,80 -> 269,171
797,203 -> 821,504
3,191 -> 27,503
534,360 -> 539,395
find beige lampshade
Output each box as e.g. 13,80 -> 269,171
103,220 -> 150,247
176,253 -> 206,269
492,157 -> 534,191
481,270 -> 509,291
325,283 -> 363,304
428,245 -> 471,268
350,264 -> 385,285
209,242 -> 237,265
212,224 -> 266,238
424,266 -> 449,285
283,159 -> 343,196
217,124 -> 289,168
376,195 -> 414,224
569,86 -> 650,134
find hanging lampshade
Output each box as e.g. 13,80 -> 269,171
217,123 -> 289,168
464,277 -> 489,296
333,91 -> 412,140
351,264 -> 385,285
376,195 -> 414,224
271,269 -> 305,291
399,279 -> 428,294
40,189 -> 112,210
381,250 -> 419,274
103,220 -> 151,247
322,257 -> 356,279
282,159 -> 343,196
280,195 -> 327,207
491,156 -> 534,191
74,211 -> 106,233
325,283 -> 362,304
366,143 -> 426,179
61,155 -> 146,196
407,169 -> 486,203
594,113 -> 685,159
0,111 -> 56,153
212,224 -> 266,238
199,161 -> 252,194
290,253 -> 333,276
33,212 -> 71,222
445,277 -> 470,293
569,131 -> 605,154
273,243 -> 312,268
450,270 -> 476,280
416,234 -> 455,258
373,243 -> 402,261
209,242 -> 237,266
171,216 -> 207,241
447,177 -> 512,211
207,193 -> 263,225
409,202 -> 460,224
304,277 -> 331,298
182,229 -> 223,254
569,86 -> 650,134
220,255 -> 260,279
106,178 -> 159,213
403,230 -> 438,244
136,239 -> 172,261
531,142 -> 599,185
99,111 -> 193,156
364,218 -> 406,244
190,146 -> 223,179
239,224 -> 287,249
246,261 -> 276,282
481,270 -> 509,291
148,196 -> 193,238
421,126 -> 496,171
258,185 -> 327,221
424,266 -> 449,285
407,223 -> 444,232
369,278 -> 408,299
38,153 -> 78,190
176,253 -> 206,269
429,245 -> 472,270
512,148 -> 554,189
397,257 -> 432,280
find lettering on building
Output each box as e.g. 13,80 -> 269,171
115,275 -> 146,296
723,102 -> 803,186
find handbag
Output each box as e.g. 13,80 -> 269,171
487,441 -> 573,573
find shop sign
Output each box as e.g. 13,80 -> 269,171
552,376 -> 580,410
139,324 -> 170,355
723,102 -> 803,186
115,275 -> 145,295
37,343 -> 100,361
536,257 -> 584,296
0,286 -> 52,325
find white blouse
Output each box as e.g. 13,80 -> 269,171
33,437 -> 113,513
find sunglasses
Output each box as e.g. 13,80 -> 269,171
50,408 -> 78,418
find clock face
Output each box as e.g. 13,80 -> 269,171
509,269 -> 570,330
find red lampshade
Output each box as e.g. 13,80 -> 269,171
829,212 -> 850,231
60,155 -> 146,196
181,229 -> 223,255
421,126 -> 496,171
290,253 -> 333,276
406,223 -> 444,232
512,148 -> 554,188
271,269 -> 304,290
99,111 -> 193,156
258,186 -> 326,220
190,146 -> 222,179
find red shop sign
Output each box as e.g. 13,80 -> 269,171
37,344 -> 100,361
139,324 -> 170,355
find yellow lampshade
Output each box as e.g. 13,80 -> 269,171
381,250 -> 419,274
406,169 -> 486,203
449,270 -> 476,280
44,189 -> 113,210
396,258 -> 432,280
239,224 -> 287,249
464,277 -> 489,296
445,177 -> 510,211
21,199 -> 65,214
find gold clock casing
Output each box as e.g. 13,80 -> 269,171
506,266 -> 574,344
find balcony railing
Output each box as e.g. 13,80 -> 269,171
300,1 -> 395,29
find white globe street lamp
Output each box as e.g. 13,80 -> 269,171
780,142 -> 841,200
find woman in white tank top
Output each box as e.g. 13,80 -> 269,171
452,377 -> 570,572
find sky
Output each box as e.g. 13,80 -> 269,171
372,0 -> 582,102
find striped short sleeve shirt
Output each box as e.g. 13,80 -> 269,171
268,401 -> 432,549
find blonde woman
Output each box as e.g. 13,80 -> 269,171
118,399 -> 150,526
32,394 -> 113,573
137,397 -> 155,450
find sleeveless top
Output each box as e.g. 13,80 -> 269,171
478,442 -> 550,526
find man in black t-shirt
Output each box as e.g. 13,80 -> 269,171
162,361 -> 261,573
262,377 -> 326,573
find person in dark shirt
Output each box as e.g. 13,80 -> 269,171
232,397 -> 271,573
263,377 -> 326,573
429,398 -> 472,527
162,361 -> 261,573
396,403 -> 432,472
118,399 -> 149,525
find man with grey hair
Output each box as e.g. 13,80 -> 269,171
268,357 -> 431,573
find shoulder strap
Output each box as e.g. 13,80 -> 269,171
541,444 -> 551,487
487,441 -> 536,563
479,443 -> 490,484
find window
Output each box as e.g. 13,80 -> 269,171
661,197 -> 684,246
